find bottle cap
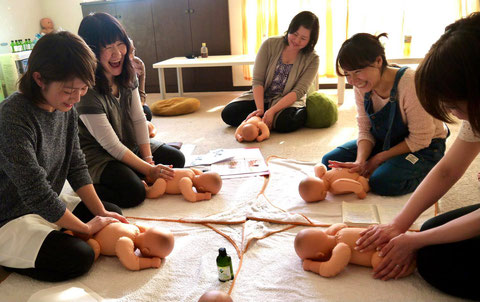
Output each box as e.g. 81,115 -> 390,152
218,247 -> 227,256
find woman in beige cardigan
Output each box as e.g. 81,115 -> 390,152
221,11 -> 319,133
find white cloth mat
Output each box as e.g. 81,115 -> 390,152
249,158 -> 436,229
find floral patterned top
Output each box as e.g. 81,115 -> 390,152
264,57 -> 293,102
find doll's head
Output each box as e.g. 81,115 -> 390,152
294,228 -> 332,260
198,290 -> 233,302
241,123 -> 260,142
298,176 -> 327,202
194,172 -> 222,194
135,227 -> 174,258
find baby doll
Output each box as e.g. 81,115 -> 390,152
144,168 -> 222,202
198,290 -> 233,302
235,116 -> 270,142
298,163 -> 369,202
67,222 -> 174,271
294,223 -> 415,278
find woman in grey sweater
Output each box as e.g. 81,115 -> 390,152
0,32 -> 126,281
221,11 -> 320,133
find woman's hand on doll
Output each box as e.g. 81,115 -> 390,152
355,223 -> 403,252
147,164 -> 174,182
99,210 -> 128,224
328,160 -> 367,175
245,109 -> 264,121
262,109 -> 275,129
373,232 -> 419,280
86,216 -> 120,236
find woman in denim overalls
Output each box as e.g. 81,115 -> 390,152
321,33 -> 448,196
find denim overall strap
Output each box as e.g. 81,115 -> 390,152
382,66 -> 409,150
364,66 -> 409,151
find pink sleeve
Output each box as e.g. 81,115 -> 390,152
354,88 -> 376,145
398,71 -> 438,152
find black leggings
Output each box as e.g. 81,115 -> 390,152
221,100 -> 306,133
94,144 -> 185,208
417,203 -> 480,300
4,201 -> 122,282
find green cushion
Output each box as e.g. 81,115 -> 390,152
151,97 -> 200,116
305,92 -> 338,128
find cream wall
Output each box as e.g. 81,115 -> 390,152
0,0 -> 247,86
0,0 -> 43,53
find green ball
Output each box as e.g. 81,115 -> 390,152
305,92 -> 338,128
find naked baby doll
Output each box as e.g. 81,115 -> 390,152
299,163 -> 369,202
198,290 -> 233,302
235,116 -> 270,142
144,168 -> 222,202
67,222 -> 174,271
294,223 -> 415,278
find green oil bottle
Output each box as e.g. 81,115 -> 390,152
216,247 -> 234,282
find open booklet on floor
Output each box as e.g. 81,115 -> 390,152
184,147 -> 269,178
342,201 -> 433,231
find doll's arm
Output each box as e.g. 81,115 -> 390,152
143,179 -> 167,199
330,178 -> 368,199
325,223 -> 348,235
115,236 -> 161,270
179,177 -> 211,202
256,122 -> 270,142
302,242 -> 351,277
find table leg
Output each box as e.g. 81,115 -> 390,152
337,76 -> 345,106
176,67 -> 183,96
158,68 -> 166,100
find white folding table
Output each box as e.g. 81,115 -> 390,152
153,55 -> 256,99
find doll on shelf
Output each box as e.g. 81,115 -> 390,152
294,223 -> 415,278
235,116 -> 270,142
299,163 -> 369,202
66,222 -> 174,271
144,168 -> 222,202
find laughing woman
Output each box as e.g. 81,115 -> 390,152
322,33 -> 448,196
77,13 -> 185,208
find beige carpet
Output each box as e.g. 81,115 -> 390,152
148,89 -> 479,214
0,89 -> 477,301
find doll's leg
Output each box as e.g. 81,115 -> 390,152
325,223 -> 348,235
370,251 -> 415,278
179,177 -> 211,202
330,178 -> 367,199
144,179 -> 167,199
303,242 -> 351,277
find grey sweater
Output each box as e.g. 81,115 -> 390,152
0,92 -> 92,227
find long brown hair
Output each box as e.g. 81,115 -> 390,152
336,33 -> 388,76
18,31 -> 96,105
78,12 -> 134,95
415,12 -> 480,135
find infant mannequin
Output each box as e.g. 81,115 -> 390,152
198,290 -> 233,302
299,163 -> 369,202
294,223 -> 415,278
235,116 -> 270,142
40,17 -> 55,35
68,222 -> 174,271
144,168 -> 222,202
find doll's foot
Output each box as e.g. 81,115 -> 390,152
147,121 -> 157,138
